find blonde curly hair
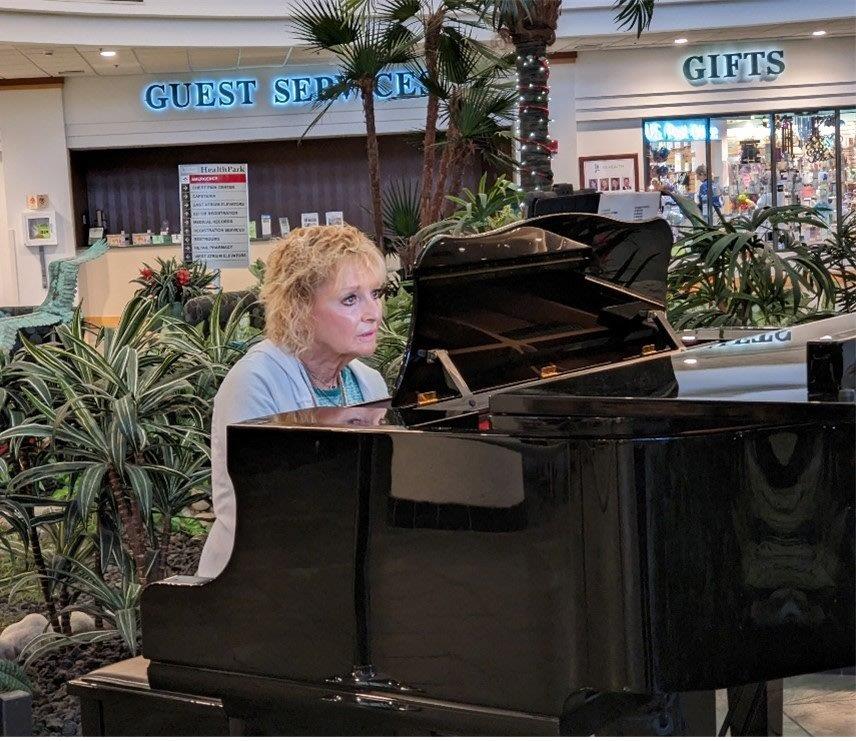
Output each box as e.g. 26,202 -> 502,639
260,225 -> 386,355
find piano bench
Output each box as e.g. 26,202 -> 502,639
67,656 -> 229,736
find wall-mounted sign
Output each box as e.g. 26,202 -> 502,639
681,49 -> 785,86
643,119 -> 721,143
143,69 -> 427,112
179,163 -> 250,268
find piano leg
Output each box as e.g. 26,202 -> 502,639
723,681 -> 784,736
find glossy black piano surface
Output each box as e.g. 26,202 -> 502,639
138,214 -> 855,735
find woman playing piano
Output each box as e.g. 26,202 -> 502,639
196,225 -> 389,578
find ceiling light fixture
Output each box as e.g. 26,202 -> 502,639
674,38 -> 688,44
811,30 -> 827,36
100,49 -> 117,58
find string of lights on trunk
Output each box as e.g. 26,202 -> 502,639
516,45 -> 558,192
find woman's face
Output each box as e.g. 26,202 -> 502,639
309,259 -> 383,360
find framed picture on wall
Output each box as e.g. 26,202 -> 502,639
579,154 -> 639,192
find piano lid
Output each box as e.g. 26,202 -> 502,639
391,214 -> 679,410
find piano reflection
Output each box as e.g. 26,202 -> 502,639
69,213 -> 855,736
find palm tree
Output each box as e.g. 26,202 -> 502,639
492,0 -> 655,192
354,0 -> 507,228
292,1 -> 418,250
428,81 -> 517,221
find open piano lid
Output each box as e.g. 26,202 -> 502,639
391,214 -> 680,410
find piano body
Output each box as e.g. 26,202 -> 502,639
70,214 -> 855,736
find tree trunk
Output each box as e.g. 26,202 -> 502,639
418,12 -> 444,228
17,452 -> 61,633
429,129 -> 459,223
156,512 -> 172,581
444,147 -> 472,217
92,554 -> 105,629
58,584 -> 71,636
516,40 -> 553,192
361,82 -> 386,253
29,523 -> 61,634
107,466 -> 148,585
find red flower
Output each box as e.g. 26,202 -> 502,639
139,267 -> 154,280
176,268 -> 191,286
0,443 -> 8,457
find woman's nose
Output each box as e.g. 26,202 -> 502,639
364,297 -> 381,323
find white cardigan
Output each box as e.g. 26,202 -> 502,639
196,339 -> 389,578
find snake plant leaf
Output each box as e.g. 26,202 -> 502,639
67,463 -> 108,527
125,464 -> 153,523
0,659 -> 34,694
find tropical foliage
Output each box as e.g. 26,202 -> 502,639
0,296 -> 260,660
365,279 -> 414,386
0,658 -> 33,693
667,198 -> 836,328
291,0 -> 418,251
131,257 -> 219,316
419,174 -> 523,239
493,0 -> 656,191
820,210 -> 856,314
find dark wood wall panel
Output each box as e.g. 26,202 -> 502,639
70,134 -> 473,246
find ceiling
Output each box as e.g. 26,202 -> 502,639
551,17 -> 855,52
0,44 -> 332,78
0,18 -> 852,79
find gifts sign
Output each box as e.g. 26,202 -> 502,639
179,163 -> 250,269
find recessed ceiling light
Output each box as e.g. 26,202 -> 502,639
812,30 -> 827,36
99,49 -> 117,58
674,38 -> 688,44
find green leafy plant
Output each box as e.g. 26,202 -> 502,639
160,292 -> 262,405
366,280 -> 414,388
820,210 -> 856,314
0,298 -> 210,586
131,257 -> 219,316
382,179 -> 422,254
418,173 -> 522,241
18,555 -> 143,662
0,659 -> 33,693
667,198 -> 835,328
249,258 -> 266,292
291,0 -> 418,249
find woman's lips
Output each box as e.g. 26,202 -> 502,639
358,329 -> 377,340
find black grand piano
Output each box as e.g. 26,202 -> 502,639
69,213 -> 855,736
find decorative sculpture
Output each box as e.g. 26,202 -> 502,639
0,240 -> 108,353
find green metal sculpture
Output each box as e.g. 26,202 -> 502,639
0,239 -> 108,353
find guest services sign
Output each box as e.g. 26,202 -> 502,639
179,164 -> 250,269
143,69 -> 426,112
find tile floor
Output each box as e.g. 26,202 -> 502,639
714,672 -> 856,736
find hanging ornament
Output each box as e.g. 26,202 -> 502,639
804,117 -> 832,162
740,139 -> 760,164
778,115 -> 794,158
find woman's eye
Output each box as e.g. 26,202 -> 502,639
371,289 -> 383,300
342,295 -> 357,306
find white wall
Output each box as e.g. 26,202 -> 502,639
0,152 -> 12,305
0,87 -> 75,307
549,61 -> 578,186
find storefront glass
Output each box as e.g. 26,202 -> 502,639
711,114 -> 773,219
643,107 -> 853,240
774,110 -> 836,243
840,109 -> 856,219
